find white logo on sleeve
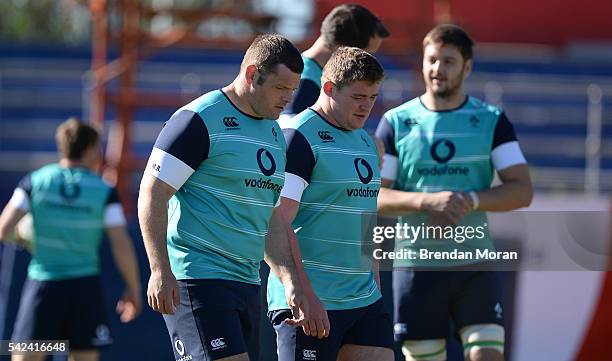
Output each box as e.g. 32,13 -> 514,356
302,349 -> 317,360
211,338 -> 227,351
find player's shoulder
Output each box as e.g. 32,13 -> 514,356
32,164 -> 110,191
30,163 -> 65,182
182,89 -> 225,113
165,90 -> 229,134
282,108 -> 319,132
172,89 -> 227,124
383,97 -> 424,123
32,163 -> 61,176
301,56 -> 323,85
466,96 -> 504,117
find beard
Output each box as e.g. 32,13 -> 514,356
428,69 -> 465,99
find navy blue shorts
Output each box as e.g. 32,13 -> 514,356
163,279 -> 260,361
393,269 -> 504,342
12,275 -> 112,349
270,298 -> 393,361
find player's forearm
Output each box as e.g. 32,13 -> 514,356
377,188 -> 427,215
264,209 -> 301,287
0,205 -> 26,241
116,250 -> 141,294
475,180 -> 533,211
108,227 -> 142,293
287,227 -> 317,295
278,199 -> 315,293
138,179 -> 172,273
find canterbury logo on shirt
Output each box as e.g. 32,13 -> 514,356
317,130 -> 334,142
223,116 -> 240,129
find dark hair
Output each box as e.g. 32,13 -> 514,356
242,34 -> 303,83
423,24 -> 474,60
320,4 -> 390,49
323,47 -> 384,89
55,118 -> 100,160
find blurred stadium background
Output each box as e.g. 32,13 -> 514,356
0,1 -> 611,360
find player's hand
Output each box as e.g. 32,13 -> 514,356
147,269 -> 179,315
117,287 -> 142,323
283,280 -> 309,328
300,288 -> 330,339
423,191 -> 471,225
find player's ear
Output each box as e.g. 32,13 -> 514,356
322,80 -> 334,96
244,64 -> 257,86
463,58 -> 473,79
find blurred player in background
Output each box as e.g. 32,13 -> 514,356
267,47 -> 394,361
376,24 -> 533,361
0,118 -> 142,361
138,34 -> 311,361
280,3 -> 389,121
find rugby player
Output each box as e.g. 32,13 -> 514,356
268,47 -> 394,361
138,34 -> 310,361
0,118 -> 142,361
281,4 -> 389,121
375,24 -> 533,361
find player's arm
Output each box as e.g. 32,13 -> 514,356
275,195 -> 330,339
138,110 -> 208,315
265,207 -> 309,327
104,189 -> 142,323
374,116 -> 470,221
470,164 -> 532,211
467,113 -> 533,211
0,176 -> 31,247
378,181 -> 469,222
139,175 -> 177,314
0,204 -> 27,244
267,128 -> 330,338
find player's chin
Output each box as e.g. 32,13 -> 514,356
272,106 -> 285,118
352,115 -> 367,129
432,87 -> 450,97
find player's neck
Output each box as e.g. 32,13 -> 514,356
312,101 -> 348,131
222,83 -> 260,119
303,38 -> 333,67
59,158 -> 89,169
420,91 -> 467,111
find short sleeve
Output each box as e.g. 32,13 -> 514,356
144,110 -> 210,190
103,188 -> 126,227
491,113 -> 518,150
375,116 -> 399,181
283,128 -> 315,184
